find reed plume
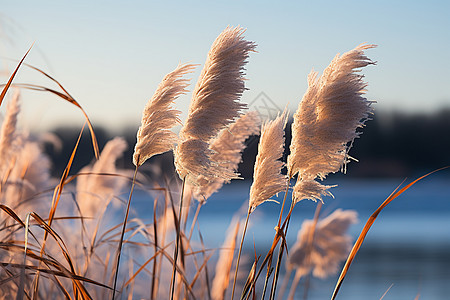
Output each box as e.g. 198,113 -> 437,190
193,111 -> 261,201
133,64 -> 196,167
287,209 -> 358,278
231,109 -> 288,300
212,218 -> 240,300
248,109 -> 288,212
77,137 -> 128,218
291,179 -> 335,204
0,91 -> 51,216
0,90 -> 20,176
287,44 -> 376,203
174,26 -> 256,186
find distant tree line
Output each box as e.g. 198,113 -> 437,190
45,109 -> 450,180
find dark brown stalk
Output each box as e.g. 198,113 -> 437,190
111,158 -> 140,300
170,177 -> 187,300
151,197 -> 159,300
260,260 -> 273,300
188,201 -> 203,241
231,207 -> 251,300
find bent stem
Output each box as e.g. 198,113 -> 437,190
231,207 -> 251,300
170,177 -> 186,300
112,160 -> 140,300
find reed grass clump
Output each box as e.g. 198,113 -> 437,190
1,26 -> 443,300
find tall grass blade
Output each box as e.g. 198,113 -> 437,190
231,208 -> 251,300
331,167 -> 448,300
0,44 -> 32,107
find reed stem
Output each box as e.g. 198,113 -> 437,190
169,177 -> 186,300
231,207 -> 251,300
112,161 -> 140,300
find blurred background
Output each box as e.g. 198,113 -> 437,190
1,1 -> 450,299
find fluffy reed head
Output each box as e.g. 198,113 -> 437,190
292,179 -> 335,204
180,26 -> 256,141
211,218 -> 240,300
77,137 -> 128,217
287,44 -> 376,180
248,109 -> 288,212
133,64 -> 195,167
0,90 -> 20,175
192,111 -> 261,201
287,209 -> 358,279
175,26 -> 256,185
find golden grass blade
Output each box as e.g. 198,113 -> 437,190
331,167 -> 449,300
0,44 -> 32,107
29,213 -> 95,300
240,256 -> 259,300
0,204 -> 26,227
0,262 -> 111,290
189,251 -> 215,289
4,82 -> 99,158
48,123 -> 86,228
32,128 -> 85,298
122,244 -> 171,288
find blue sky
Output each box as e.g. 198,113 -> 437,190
1,0 -> 450,132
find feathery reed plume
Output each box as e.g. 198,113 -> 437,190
174,26 -> 256,186
133,64 -> 196,167
231,109 -> 288,300
77,137 -> 128,218
287,209 -> 358,278
0,90 -> 20,176
249,109 -> 288,212
193,111 -> 261,201
287,44 -> 376,203
0,91 -> 51,216
212,218 -> 240,300
291,179 -> 335,204
115,64 -> 195,299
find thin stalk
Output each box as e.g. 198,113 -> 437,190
231,207 -> 251,300
169,177 -> 187,300
188,201 -> 203,240
112,160 -> 140,300
302,202 -> 323,300
151,197 -> 159,300
260,261 -> 273,300
270,178 -> 295,300
269,198 -> 295,300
